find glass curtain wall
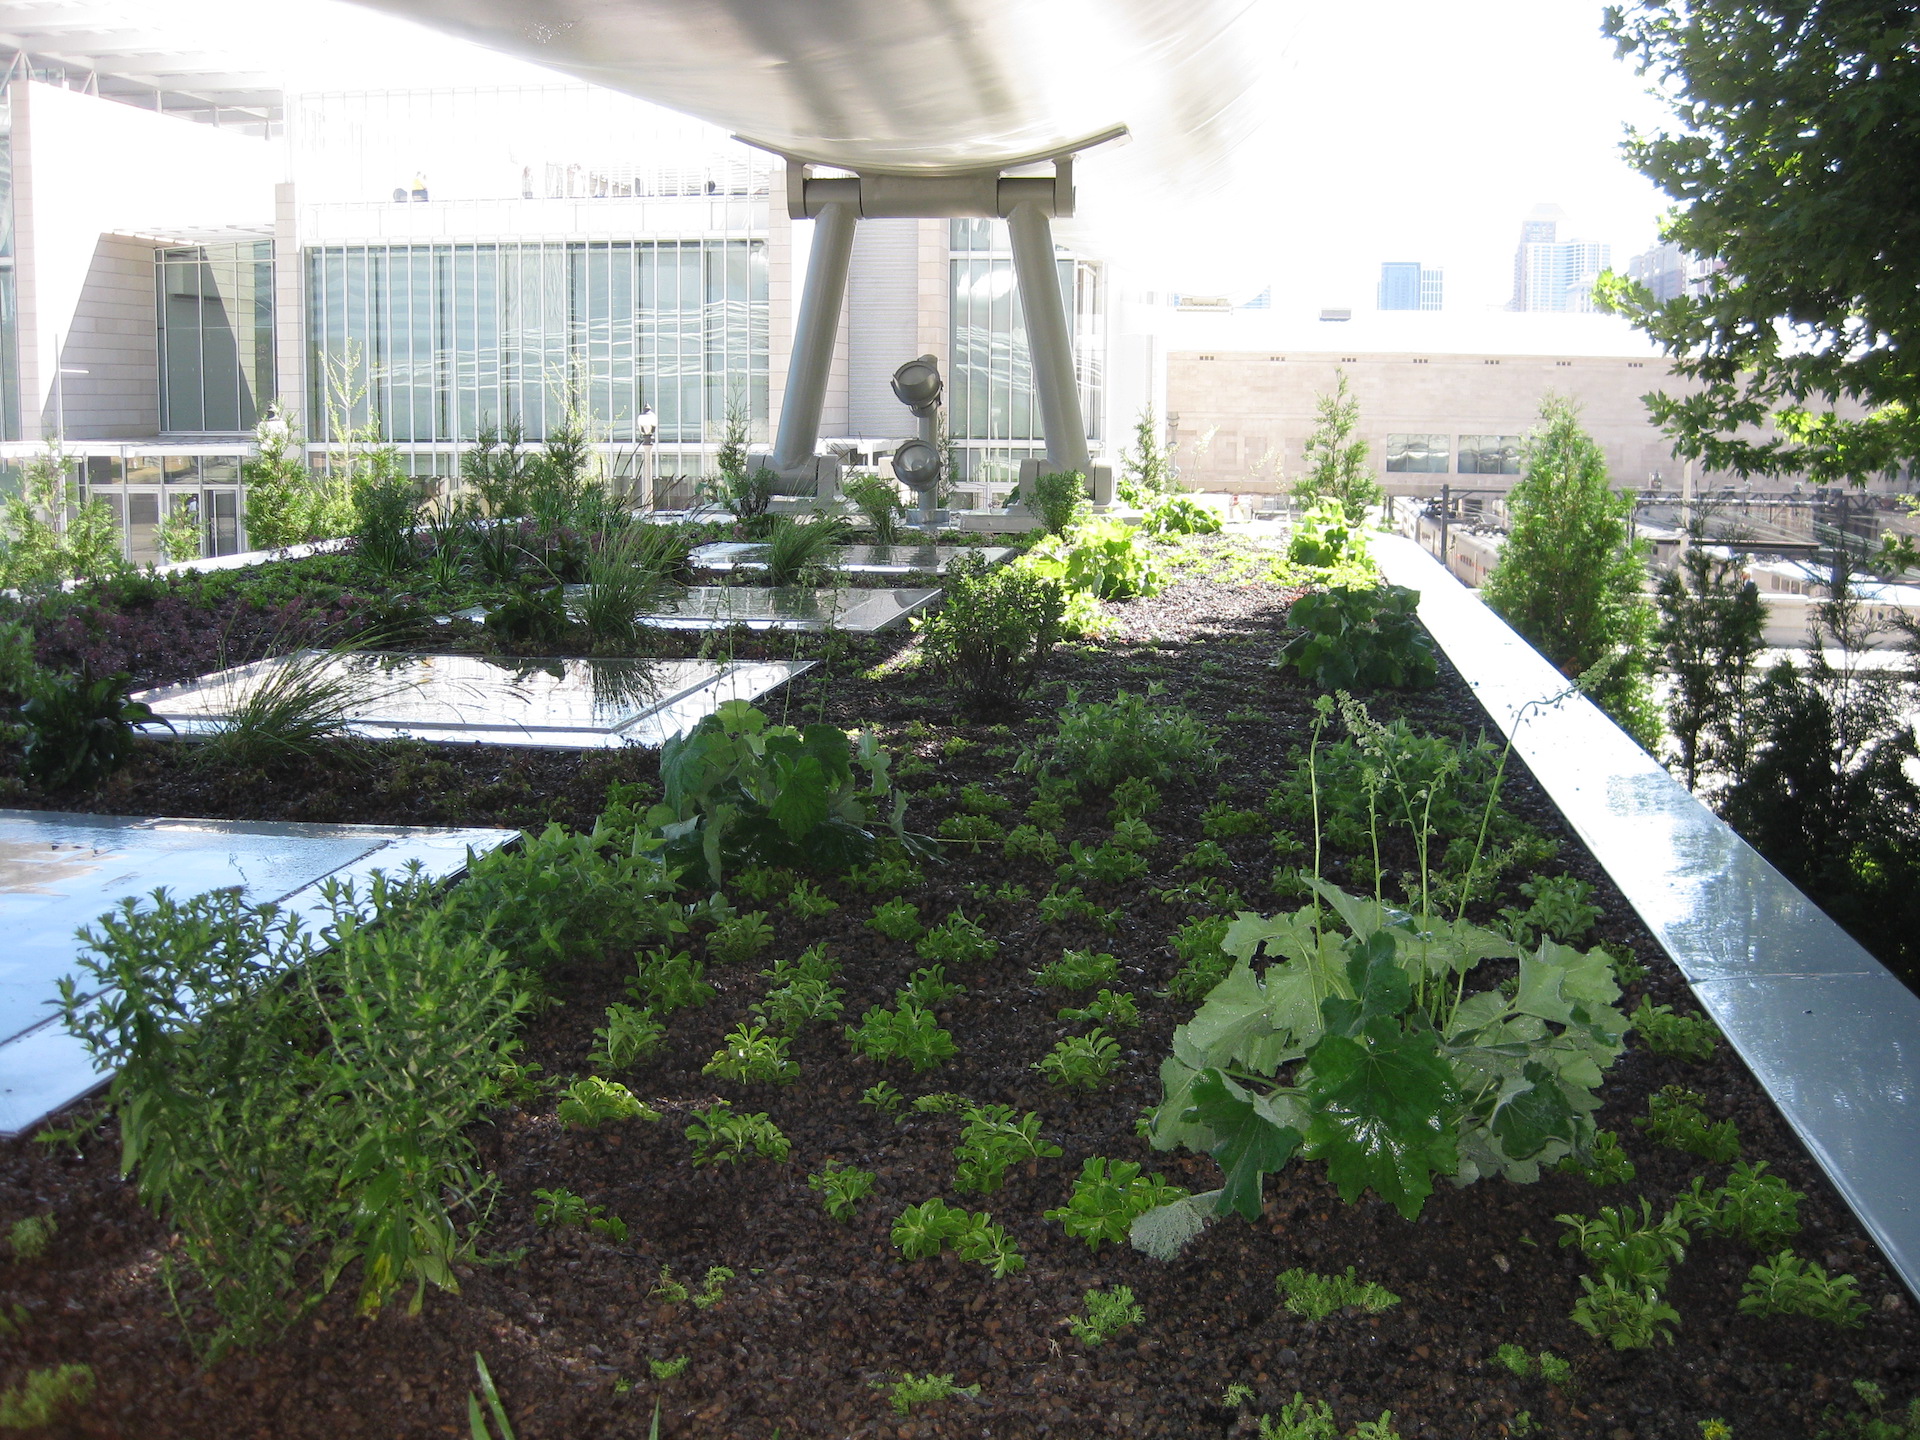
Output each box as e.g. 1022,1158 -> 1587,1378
0,78 -> 19,442
306,240 -> 767,444
948,219 -> 1102,484
157,242 -> 275,434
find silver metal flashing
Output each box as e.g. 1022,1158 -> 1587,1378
0,810 -> 516,1135
690,543 -> 1011,575
1373,532 -> 1920,1299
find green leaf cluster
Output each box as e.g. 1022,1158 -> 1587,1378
915,910 -> 998,965
1557,1199 -> 1689,1291
1058,989 -> 1139,1028
845,1003 -> 957,1071
888,1199 -> 1024,1276
1500,875 -> 1602,948
1044,1157 -> 1188,1250
1057,839 -> 1150,885
1679,1161 -> 1803,1248
1637,1086 -> 1741,1163
873,1371 -> 981,1416
951,1104 -> 1062,1193
705,909 -> 774,967
1276,1266 -> 1401,1323
1142,881 -> 1628,1227
1738,1251 -> 1869,1327
1277,584 -> 1437,692
807,1162 -> 877,1222
701,1023 -> 800,1085
589,1002 -> 666,1069
1033,949 -> 1119,991
1019,686 -> 1221,796
628,948 -> 714,1013
1068,1285 -> 1144,1346
683,1102 -> 789,1165
1631,998 -> 1719,1063
1572,1273 -> 1682,1349
558,1076 -> 659,1129
1024,518 -> 1165,600
1035,1030 -> 1123,1089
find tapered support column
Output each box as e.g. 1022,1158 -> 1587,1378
772,200 -> 858,476
1006,199 -> 1090,479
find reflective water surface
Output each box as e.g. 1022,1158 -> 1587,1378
689,543 -> 1012,575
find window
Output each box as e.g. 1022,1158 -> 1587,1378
157,241 -> 275,434
1385,434 -> 1450,473
1458,435 -> 1523,475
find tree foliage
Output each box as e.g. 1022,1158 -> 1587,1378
1653,527 -> 1766,791
1292,372 -> 1380,524
1119,407 -> 1179,506
1597,0 -> 1920,480
1482,398 -> 1659,748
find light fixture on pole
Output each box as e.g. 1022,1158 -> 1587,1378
636,404 -> 658,509
889,354 -> 944,529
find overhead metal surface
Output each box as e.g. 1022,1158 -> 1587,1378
342,0 -> 1286,282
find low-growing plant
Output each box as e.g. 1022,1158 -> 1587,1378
1111,776 -> 1163,818
913,1091 -> 971,1114
1037,884 -> 1118,932
1558,1130 -> 1636,1187
1276,1266 -> 1401,1322
684,1102 -> 790,1164
916,909 -> 998,964
732,865 -> 793,902
1058,988 -> 1140,1028
649,1356 -> 689,1381
629,948 -> 715,1013
1256,1392 -> 1338,1440
1202,802 -> 1266,838
707,909 -> 774,966
1286,497 -> 1373,570
1821,1380 -> 1920,1440
19,668 -> 163,790
868,898 -> 924,942
1108,816 -> 1157,853
649,1264 -> 690,1304
937,813 -> 1004,851
1026,517 -> 1165,600
784,879 -> 839,917
1045,1157 -> 1188,1251
690,1264 -> 735,1310
860,1081 -> 904,1114
702,1023 -> 800,1085
1277,583 -> 1436,691
1033,948 -> 1120,991
916,550 -> 1070,716
590,1003 -> 666,1069
533,1187 -> 628,1242
1058,839 -> 1150,884
1681,1161 -> 1804,1248
1571,1273 -> 1682,1349
873,1371 -> 982,1416
896,965 -> 965,1008
758,514 -> 848,586
1500,875 -> 1603,947
1557,1198 -> 1690,1290
957,781 -> 1013,815
1035,1029 -> 1123,1089
1020,686 -> 1220,795
889,1199 -> 1024,1276
808,1162 -> 878,1221
846,1003 -> 958,1071
1167,914 -> 1235,1001
1026,469 -> 1088,535
1638,1085 -> 1742,1163
7,1215 -> 55,1261
1631,998 -> 1720,1062
848,853 -> 925,894
1004,824 -> 1063,864
754,975 -> 846,1034
0,1364 -> 96,1429
1738,1250 -> 1869,1327
559,1076 -> 659,1129
1183,839 -> 1233,873
953,1104 -> 1062,1193
1069,1285 -> 1144,1347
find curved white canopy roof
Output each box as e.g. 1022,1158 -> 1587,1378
345,0 -> 1286,285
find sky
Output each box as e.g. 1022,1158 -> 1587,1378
161,0 -> 1679,308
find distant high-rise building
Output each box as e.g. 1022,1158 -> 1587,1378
1378,261 -> 1443,311
1627,242 -> 1688,302
1509,204 -> 1608,312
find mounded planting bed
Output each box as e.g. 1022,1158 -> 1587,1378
1,540 -> 1915,1440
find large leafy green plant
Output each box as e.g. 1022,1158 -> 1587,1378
1026,519 -> 1164,600
1140,880 -> 1629,1234
647,700 -> 926,886
1277,584 -> 1438,691
19,669 -> 165,790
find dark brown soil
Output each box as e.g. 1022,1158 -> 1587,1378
0,563 -> 1913,1440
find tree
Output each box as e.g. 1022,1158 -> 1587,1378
240,409 -> 335,548
0,442 -> 123,589
1118,407 -> 1178,506
1481,397 -> 1660,748
1598,1 -> 1920,481
1292,372 -> 1379,524
1653,525 -> 1766,792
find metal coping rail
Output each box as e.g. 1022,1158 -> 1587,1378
1371,531 -> 1920,1300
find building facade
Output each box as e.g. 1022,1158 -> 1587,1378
1377,261 -> 1442,312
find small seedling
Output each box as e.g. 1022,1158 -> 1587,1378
590,1003 -> 666,1069
1256,1392 -> 1338,1440
1679,1161 -> 1804,1247
1044,1156 -> 1188,1250
912,1092 -> 970,1114
956,781 -> 1012,815
1601,941 -> 1649,988
629,947 -> 715,1013
557,1076 -> 659,1130
1557,1130 -> 1636,1187
7,1214 -> 55,1261
1738,1250 -> 1869,1327
873,1372 -> 980,1416
1033,948 -> 1120,991
1068,1285 -> 1144,1346
1057,988 -> 1140,1028
916,909 -> 998,964
860,1081 -> 904,1114
707,909 -> 773,965
691,1265 -> 734,1310
762,941 -> 836,983
683,1102 -> 790,1164
754,975 -> 845,1034
1700,1421 -> 1732,1440
650,1265 -> 690,1304
1632,997 -> 1719,1062
732,866 -> 793,902
702,1023 -> 801,1084
1034,1029 -> 1122,1089
845,1003 -> 958,1071
1058,839 -> 1151,884
1501,874 -> 1602,946
1221,1382 -> 1256,1407
785,879 -> 839,917
1038,884 -> 1118,932
1109,776 -> 1161,819
533,1187 -> 628,1242
1637,1085 -> 1741,1162
1556,1198 -> 1690,1290
808,1163 -> 878,1221
1570,1273 -> 1681,1349
1108,816 -> 1157,853
0,1304 -> 29,1340
896,965 -> 965,1008
1167,913 -> 1235,1001
1004,824 -> 1063,863
1182,839 -> 1233,873
1201,801 -> 1264,838
938,813 -> 1004,851
649,1356 -> 689,1381
848,855 -> 924,894
890,1199 -> 1025,1276
1276,1266 -> 1401,1323
953,1104 -> 1062,1194
868,897 -> 924,942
